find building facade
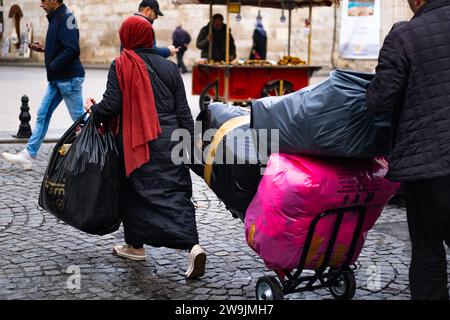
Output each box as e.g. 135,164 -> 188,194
0,0 -> 412,71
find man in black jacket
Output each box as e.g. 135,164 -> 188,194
133,0 -> 178,58
366,0 -> 450,300
2,0 -> 85,170
196,13 -> 236,62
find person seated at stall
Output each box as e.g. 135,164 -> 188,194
196,13 -> 236,62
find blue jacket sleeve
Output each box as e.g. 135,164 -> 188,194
154,45 -> 170,58
49,14 -> 81,73
153,35 -> 170,58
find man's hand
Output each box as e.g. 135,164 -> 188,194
168,45 -> 179,57
30,41 -> 45,53
207,34 -> 213,42
84,97 -> 96,114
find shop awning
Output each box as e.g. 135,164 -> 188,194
172,0 -> 338,10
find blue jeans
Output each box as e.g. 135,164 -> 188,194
27,76 -> 84,157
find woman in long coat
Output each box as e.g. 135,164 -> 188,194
84,16 -> 206,279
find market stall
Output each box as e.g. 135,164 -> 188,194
174,0 -> 338,109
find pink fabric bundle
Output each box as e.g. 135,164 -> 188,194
245,154 -> 400,272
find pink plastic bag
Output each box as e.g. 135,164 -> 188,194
245,154 -> 400,272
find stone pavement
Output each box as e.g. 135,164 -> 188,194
2,143 -> 449,300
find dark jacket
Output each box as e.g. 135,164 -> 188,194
196,23 -> 236,61
92,49 -> 198,249
366,0 -> 450,181
131,13 -> 170,58
172,27 -> 191,53
44,4 -> 85,82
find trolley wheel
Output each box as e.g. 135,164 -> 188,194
199,80 -> 219,111
261,80 -> 294,97
255,276 -> 284,300
328,269 -> 356,300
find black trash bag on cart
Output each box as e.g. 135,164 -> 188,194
201,102 -> 248,131
39,115 -> 121,235
190,103 -> 248,178
251,69 -> 392,158
194,103 -> 262,221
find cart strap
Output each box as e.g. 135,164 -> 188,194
204,115 -> 250,187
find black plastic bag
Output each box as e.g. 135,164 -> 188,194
191,103 -> 250,178
209,121 -> 262,221
39,115 -> 121,235
195,103 -> 262,221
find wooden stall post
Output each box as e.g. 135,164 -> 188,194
208,3 -> 213,61
288,7 -> 292,56
307,0 -> 313,65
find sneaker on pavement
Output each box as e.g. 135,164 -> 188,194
185,244 -> 206,279
112,244 -> 146,261
2,149 -> 33,170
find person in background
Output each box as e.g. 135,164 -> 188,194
365,0 -> 450,300
196,13 -> 236,62
249,20 -> 267,60
84,16 -> 206,279
132,0 -> 178,58
2,0 -> 84,170
172,24 -> 191,73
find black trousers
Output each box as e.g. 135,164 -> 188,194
404,175 -> 450,300
176,50 -> 187,73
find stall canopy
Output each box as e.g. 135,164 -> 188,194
172,0 -> 339,62
172,0 -> 337,9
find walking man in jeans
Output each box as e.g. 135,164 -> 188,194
366,0 -> 450,299
2,0 -> 85,170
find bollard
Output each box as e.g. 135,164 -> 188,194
13,95 -> 32,139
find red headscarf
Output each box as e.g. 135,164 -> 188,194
115,16 -> 162,176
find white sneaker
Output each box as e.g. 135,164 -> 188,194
185,244 -> 206,279
112,244 -> 146,261
1,149 -> 33,170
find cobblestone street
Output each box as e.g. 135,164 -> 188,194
2,143 -> 448,300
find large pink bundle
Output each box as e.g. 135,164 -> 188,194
245,154 -> 399,272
